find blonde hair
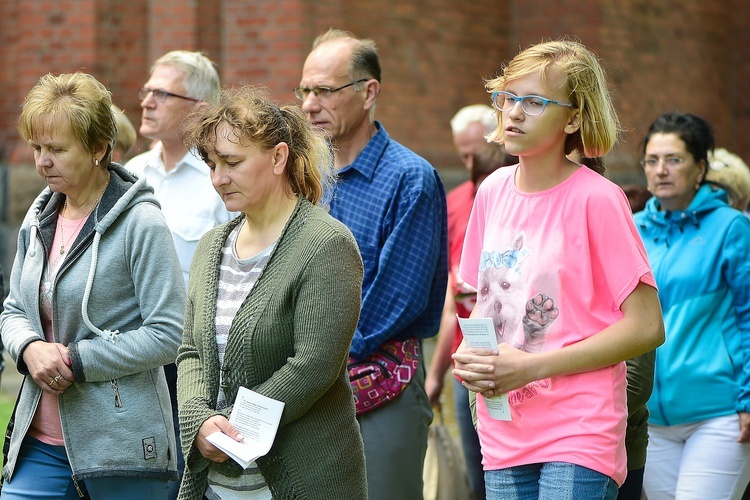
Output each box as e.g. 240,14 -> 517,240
706,148 -> 750,210
486,39 -> 620,159
183,86 -> 334,205
111,104 -> 137,160
18,72 -> 116,167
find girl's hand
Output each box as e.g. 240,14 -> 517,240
452,345 -> 497,395
452,343 -> 538,397
195,415 -> 243,462
22,341 -> 74,395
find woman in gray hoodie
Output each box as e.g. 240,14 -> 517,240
0,72 -> 185,499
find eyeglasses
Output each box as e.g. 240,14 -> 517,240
491,91 -> 574,116
293,79 -> 368,101
640,157 -> 687,169
138,87 -> 200,103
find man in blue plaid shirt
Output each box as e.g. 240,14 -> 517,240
296,28 -> 448,500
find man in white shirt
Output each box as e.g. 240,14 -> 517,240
125,50 -> 236,499
126,50 -> 235,286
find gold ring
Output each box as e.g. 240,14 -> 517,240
49,375 -> 61,386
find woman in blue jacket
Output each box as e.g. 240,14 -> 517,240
635,112 -> 750,499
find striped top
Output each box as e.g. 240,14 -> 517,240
208,221 -> 274,499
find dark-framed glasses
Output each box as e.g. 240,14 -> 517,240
640,156 -> 686,169
293,79 -> 368,101
138,87 -> 200,103
491,90 -> 574,116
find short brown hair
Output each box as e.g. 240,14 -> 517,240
18,73 -> 116,167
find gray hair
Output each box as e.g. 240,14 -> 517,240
152,50 -> 220,105
450,104 -> 496,135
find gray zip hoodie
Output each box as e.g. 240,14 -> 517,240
1,164 -> 185,487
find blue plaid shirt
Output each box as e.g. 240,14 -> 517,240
328,122 -> 448,358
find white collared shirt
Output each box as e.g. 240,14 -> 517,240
125,143 -> 237,287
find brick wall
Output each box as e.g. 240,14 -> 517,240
1,0 -> 748,216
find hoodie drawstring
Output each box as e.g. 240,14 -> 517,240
81,231 -> 120,343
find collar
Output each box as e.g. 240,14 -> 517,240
340,121 -> 388,181
151,141 -> 211,175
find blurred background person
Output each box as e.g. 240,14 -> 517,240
1,72 -> 185,499
706,147 -> 750,213
451,104 -> 498,172
426,106 -> 516,499
636,112 -> 750,500
621,183 -> 650,213
110,104 -> 137,163
177,86 -> 367,499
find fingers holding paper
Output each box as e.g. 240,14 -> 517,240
196,415 -> 243,463
452,342 -> 536,398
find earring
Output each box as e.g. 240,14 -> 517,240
94,158 -> 100,167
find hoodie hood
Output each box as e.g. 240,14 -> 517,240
635,184 -> 729,248
25,163 -> 159,343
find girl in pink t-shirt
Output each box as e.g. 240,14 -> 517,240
452,40 -> 665,499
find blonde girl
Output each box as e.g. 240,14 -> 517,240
452,40 -> 664,499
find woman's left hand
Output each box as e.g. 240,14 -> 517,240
452,343 -> 537,397
738,412 -> 750,443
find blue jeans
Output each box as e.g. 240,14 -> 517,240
1,436 -> 169,500
485,462 -> 618,500
453,378 -> 485,499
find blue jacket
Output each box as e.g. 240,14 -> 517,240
635,185 -> 750,426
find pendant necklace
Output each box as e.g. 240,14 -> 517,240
58,178 -> 109,256
42,176 -> 109,303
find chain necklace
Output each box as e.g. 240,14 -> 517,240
58,176 -> 109,255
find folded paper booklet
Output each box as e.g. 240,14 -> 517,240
206,387 -> 285,468
457,316 -> 512,421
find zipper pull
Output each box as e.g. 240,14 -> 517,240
72,474 -> 86,498
111,380 -> 123,408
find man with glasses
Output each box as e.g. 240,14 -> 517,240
125,50 -> 235,500
297,28 -> 448,500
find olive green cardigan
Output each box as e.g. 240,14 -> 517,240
176,197 -> 367,499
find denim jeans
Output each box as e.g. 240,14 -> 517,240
1,436 -> 169,500
485,461 -> 618,500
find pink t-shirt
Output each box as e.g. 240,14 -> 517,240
459,165 -> 654,486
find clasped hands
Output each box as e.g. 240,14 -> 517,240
23,341 -> 73,395
451,342 -> 537,398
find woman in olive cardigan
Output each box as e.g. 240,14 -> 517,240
176,87 -> 367,499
